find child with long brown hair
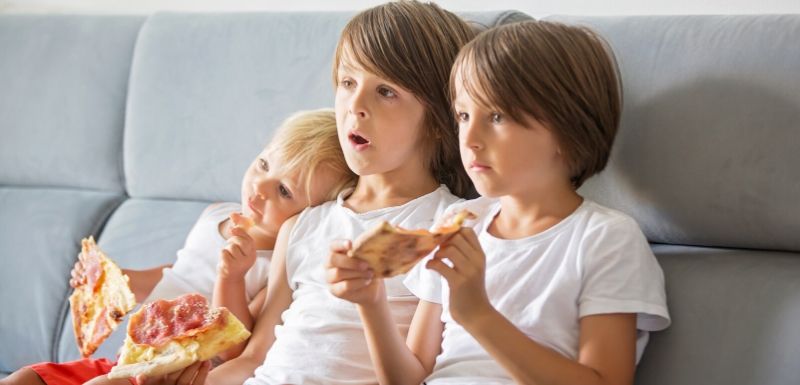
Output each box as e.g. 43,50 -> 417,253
328,20 -> 670,385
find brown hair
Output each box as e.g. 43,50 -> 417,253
268,109 -> 358,202
450,20 -> 622,188
332,1 -> 477,198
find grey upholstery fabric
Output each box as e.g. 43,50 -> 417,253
124,12 -> 354,202
0,187 -> 123,371
57,198 -> 209,362
638,245 -> 800,385
544,15 -> 800,252
0,15 -> 145,192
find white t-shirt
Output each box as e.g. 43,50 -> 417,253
144,202 -> 272,304
245,186 -> 459,385
405,197 -> 670,385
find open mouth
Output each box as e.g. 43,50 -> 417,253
348,131 -> 371,147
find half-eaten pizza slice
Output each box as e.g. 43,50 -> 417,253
107,293 -> 250,379
69,237 -> 137,358
348,210 -> 476,278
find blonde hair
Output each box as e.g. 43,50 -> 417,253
266,109 -> 357,202
451,20 -> 622,188
332,1 -> 477,198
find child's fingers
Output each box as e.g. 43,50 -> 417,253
230,226 -> 253,241
446,233 -> 480,267
326,250 -> 368,271
435,244 -> 471,273
330,277 -> 373,295
227,243 -> 245,261
177,361 -> 205,385
426,258 -> 459,283
191,361 -> 211,385
329,239 -> 352,253
326,266 -> 373,284
459,227 -> 482,252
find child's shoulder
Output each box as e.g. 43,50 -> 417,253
579,200 -> 642,233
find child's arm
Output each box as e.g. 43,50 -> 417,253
203,216 -> 298,385
327,241 -> 443,385
213,214 -> 259,360
122,266 -> 170,302
428,228 -> 637,385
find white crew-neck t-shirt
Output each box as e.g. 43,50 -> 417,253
405,197 -> 670,385
245,186 -> 459,385
144,202 -> 272,303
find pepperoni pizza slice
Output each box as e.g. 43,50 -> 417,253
69,237 -> 137,358
107,293 -> 250,379
348,210 -> 476,278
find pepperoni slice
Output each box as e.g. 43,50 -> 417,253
129,294 -> 223,347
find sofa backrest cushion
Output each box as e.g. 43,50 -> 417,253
545,15 -> 800,252
0,15 -> 145,192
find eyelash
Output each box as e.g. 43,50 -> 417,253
378,86 -> 397,98
454,112 -> 503,124
278,184 -> 292,199
259,158 -> 269,171
339,77 -> 397,99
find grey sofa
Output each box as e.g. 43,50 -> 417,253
1,10 -> 798,385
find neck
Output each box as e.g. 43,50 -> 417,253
492,182 -> 583,239
345,172 -> 439,213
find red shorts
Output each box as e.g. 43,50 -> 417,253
27,358 -> 136,385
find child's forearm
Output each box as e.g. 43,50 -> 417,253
463,308 -> 619,385
122,265 -> 170,303
357,300 -> 430,385
204,353 -> 263,385
212,276 -> 252,361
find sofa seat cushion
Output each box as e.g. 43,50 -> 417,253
0,187 -> 123,371
637,244 -> 800,385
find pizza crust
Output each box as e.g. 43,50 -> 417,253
108,301 -> 251,379
348,210 -> 476,278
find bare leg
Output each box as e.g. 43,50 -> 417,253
0,368 -> 47,385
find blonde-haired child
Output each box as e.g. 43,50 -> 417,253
1,108 -> 356,385
329,20 -> 670,385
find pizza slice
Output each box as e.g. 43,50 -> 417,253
107,293 -> 251,379
69,237 -> 137,358
348,210 -> 476,278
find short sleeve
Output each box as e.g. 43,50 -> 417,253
403,255 -> 443,304
578,217 -> 671,331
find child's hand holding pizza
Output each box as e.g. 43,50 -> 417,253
218,213 -> 257,281
427,227 -> 493,326
326,239 -> 384,305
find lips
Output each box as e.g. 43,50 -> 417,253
348,130 -> 371,150
469,160 -> 491,171
247,197 -> 263,216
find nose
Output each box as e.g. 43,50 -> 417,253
349,86 -> 369,119
461,118 -> 484,151
251,177 -> 269,199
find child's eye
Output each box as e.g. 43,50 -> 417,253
278,184 -> 292,199
378,86 -> 397,98
491,113 -> 503,124
340,79 -> 354,88
259,158 -> 269,171
456,112 -> 469,122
